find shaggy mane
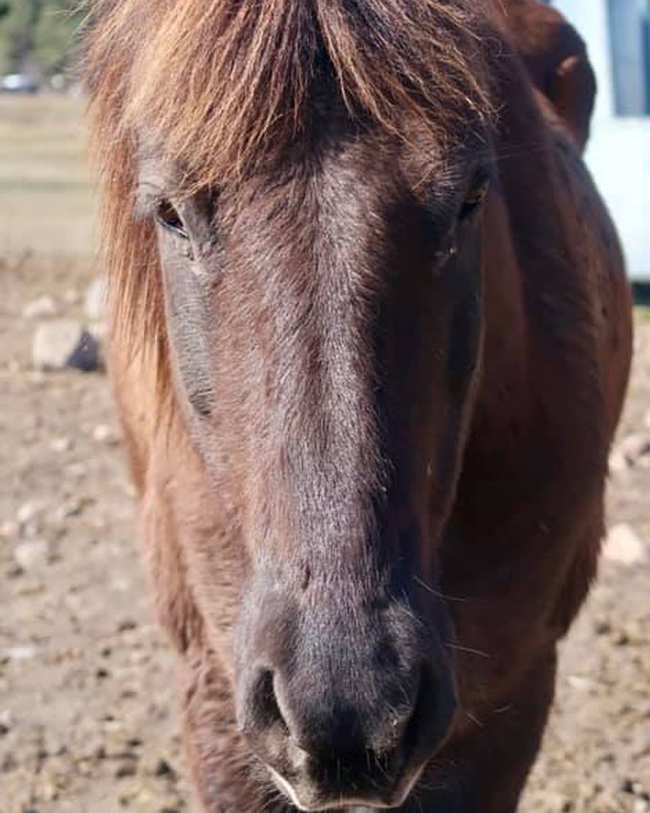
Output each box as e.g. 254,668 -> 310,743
84,0 -> 495,399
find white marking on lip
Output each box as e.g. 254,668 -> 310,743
267,766 -> 307,810
391,759 -> 428,807
266,761 -> 427,811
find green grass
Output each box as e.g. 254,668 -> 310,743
0,94 -> 97,262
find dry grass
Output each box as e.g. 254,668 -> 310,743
0,94 -> 97,263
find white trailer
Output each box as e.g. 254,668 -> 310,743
552,0 -> 650,281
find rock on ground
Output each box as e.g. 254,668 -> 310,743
603,524 -> 648,566
13,540 -> 51,571
84,276 -> 107,323
32,319 -> 104,373
22,295 -> 58,320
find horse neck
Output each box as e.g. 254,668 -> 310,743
471,39 -> 611,487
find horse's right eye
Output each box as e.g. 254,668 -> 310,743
156,199 -> 188,239
459,179 -> 490,222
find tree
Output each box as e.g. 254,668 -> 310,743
0,0 -> 82,77
34,0 -> 83,76
0,1 -> 42,74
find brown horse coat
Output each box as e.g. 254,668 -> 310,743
86,1 -> 632,810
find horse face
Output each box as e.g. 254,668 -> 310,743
140,125 -> 489,810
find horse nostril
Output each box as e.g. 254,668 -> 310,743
401,662 -> 456,764
244,669 -> 288,735
237,656 -> 457,812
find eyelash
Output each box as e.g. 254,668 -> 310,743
459,175 -> 491,221
133,182 -> 187,235
458,172 -> 490,221
155,199 -> 188,239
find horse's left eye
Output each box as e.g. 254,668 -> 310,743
459,179 -> 490,221
156,199 -> 188,239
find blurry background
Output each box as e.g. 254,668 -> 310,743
550,0 -> 650,280
0,3 -> 649,813
0,1 -> 93,266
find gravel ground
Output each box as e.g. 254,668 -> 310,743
1,261 -> 648,813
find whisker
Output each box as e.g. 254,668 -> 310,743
413,576 -> 469,603
372,750 -> 390,782
444,642 -> 491,659
464,709 -> 485,729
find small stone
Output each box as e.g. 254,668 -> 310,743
118,619 -> 137,633
0,709 -> 13,735
32,319 -> 104,373
151,757 -> 175,778
84,326 -> 107,369
16,500 -> 48,526
567,675 -> 593,691
608,448 -> 628,474
14,540 -> 51,570
92,424 -> 120,445
603,524 -> 648,566
15,581 -> 45,598
50,436 -> 73,453
613,629 -> 630,646
0,520 -> 19,539
84,276 -> 107,322
618,433 -> 650,466
115,760 -> 138,779
52,496 -> 93,521
22,295 -> 58,319
4,646 -> 37,661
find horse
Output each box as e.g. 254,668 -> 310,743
84,0 -> 632,810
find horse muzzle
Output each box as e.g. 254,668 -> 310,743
235,587 -> 457,810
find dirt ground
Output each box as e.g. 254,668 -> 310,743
0,258 -> 649,813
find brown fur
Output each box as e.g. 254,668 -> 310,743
85,1 -> 632,811
85,0 -> 494,406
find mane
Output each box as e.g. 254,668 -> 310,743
84,0 -> 496,401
